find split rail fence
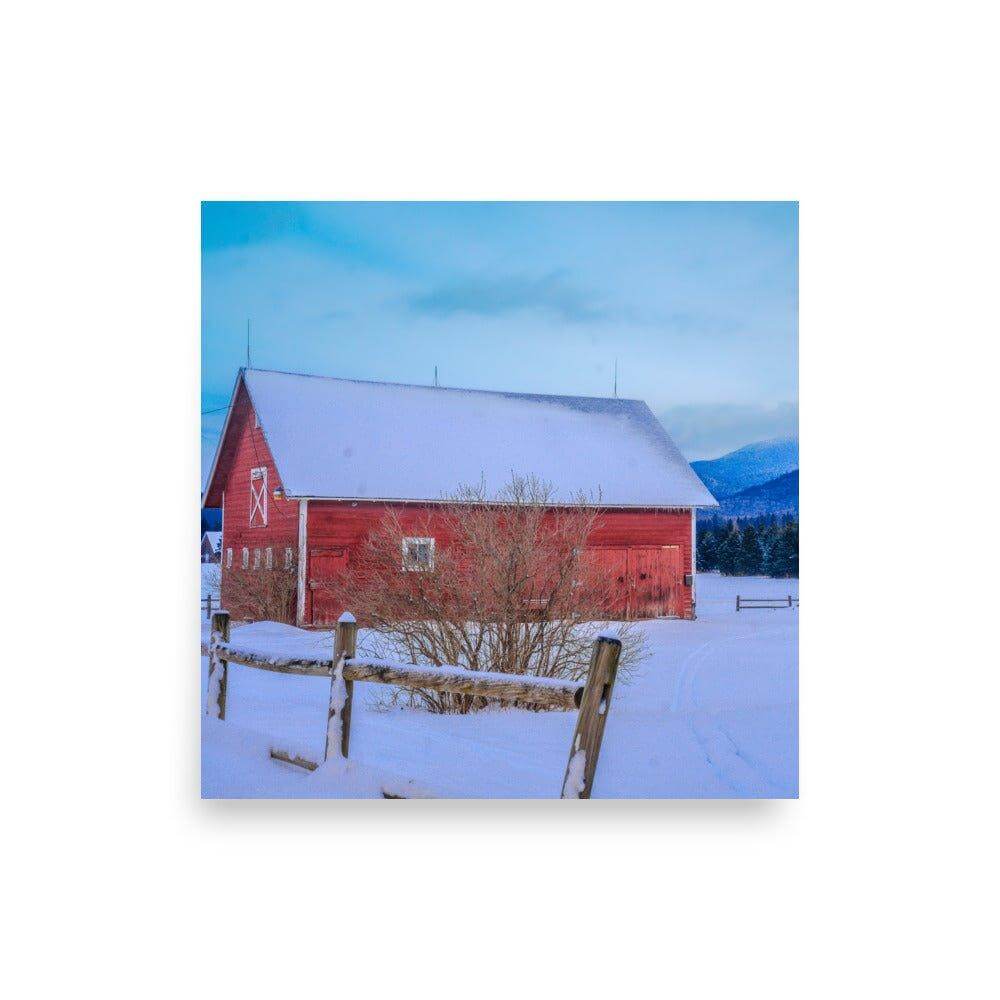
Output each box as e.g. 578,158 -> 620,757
203,610 -> 621,799
736,594 -> 799,611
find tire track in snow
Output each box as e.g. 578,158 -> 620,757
689,711 -> 783,797
669,623 -> 789,713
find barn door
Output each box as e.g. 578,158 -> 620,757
582,547 -> 630,618
660,546 -> 684,617
628,545 -> 684,618
308,547 -> 349,626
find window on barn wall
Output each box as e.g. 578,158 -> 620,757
249,467 -> 268,526
226,548 -> 232,569
402,537 -> 435,572
253,548 -> 261,570
265,547 -> 272,570
242,547 -> 249,569
284,547 -> 293,570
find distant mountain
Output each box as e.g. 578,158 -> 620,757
691,437 -> 798,499
714,470 -> 798,519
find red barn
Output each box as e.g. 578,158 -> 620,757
202,368 -> 718,625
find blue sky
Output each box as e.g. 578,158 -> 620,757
202,202 -> 797,483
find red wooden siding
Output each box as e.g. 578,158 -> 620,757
215,384 -> 299,616
304,501 -> 694,626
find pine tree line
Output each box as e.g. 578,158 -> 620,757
697,515 -> 798,578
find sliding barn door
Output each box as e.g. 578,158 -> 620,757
628,545 -> 684,618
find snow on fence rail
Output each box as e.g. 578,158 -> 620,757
736,594 -> 799,611
203,610 -> 621,798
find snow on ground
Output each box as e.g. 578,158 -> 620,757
201,563 -> 220,600
201,572 -> 798,799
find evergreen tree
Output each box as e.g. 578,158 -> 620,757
697,526 -> 720,571
716,523 -> 742,576
764,522 -> 799,577
737,523 -> 764,575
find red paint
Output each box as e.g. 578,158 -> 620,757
206,389 -> 696,623
208,383 -> 298,616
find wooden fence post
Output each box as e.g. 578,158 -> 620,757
206,610 -> 230,719
325,612 -> 358,761
561,634 -> 622,799
788,594 -> 793,607
736,595 -> 741,612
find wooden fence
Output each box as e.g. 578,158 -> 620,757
201,594 -> 218,620
204,610 -> 621,799
736,594 -> 799,611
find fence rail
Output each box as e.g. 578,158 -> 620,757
736,594 -> 799,611
203,610 -> 620,798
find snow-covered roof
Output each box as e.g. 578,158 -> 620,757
230,368 -> 716,508
202,531 -> 222,551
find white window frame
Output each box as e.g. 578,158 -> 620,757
250,466 -> 268,526
226,547 -> 232,569
253,548 -> 261,570
241,547 -> 249,569
265,546 -> 273,570
284,547 -> 293,570
402,536 -> 435,572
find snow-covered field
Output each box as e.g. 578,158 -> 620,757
201,572 -> 798,798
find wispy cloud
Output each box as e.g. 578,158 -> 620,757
659,402 -> 799,461
406,271 -> 609,324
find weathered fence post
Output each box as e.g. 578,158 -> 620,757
736,595 -> 741,612
206,609 -> 230,719
325,612 -> 358,761
561,633 -> 622,799
204,593 -> 214,620
788,594 -> 793,607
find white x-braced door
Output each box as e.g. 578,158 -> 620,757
249,467 -> 268,526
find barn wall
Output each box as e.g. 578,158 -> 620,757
217,384 -> 299,616
589,508 -> 695,619
306,500 -> 694,624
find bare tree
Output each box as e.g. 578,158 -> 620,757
222,559 -> 298,623
321,476 -> 646,713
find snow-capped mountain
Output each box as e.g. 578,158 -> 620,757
691,437 -> 798,499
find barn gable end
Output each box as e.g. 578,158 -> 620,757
203,378 -> 298,595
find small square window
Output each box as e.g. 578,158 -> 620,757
402,536 -> 435,572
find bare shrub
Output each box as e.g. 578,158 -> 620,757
223,560 -> 297,623
321,476 -> 646,713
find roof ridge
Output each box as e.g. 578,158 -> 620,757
245,366 -> 644,406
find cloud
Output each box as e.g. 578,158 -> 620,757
405,271 -> 609,323
658,401 -> 799,461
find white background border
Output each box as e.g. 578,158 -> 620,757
6,3 -> 997,997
